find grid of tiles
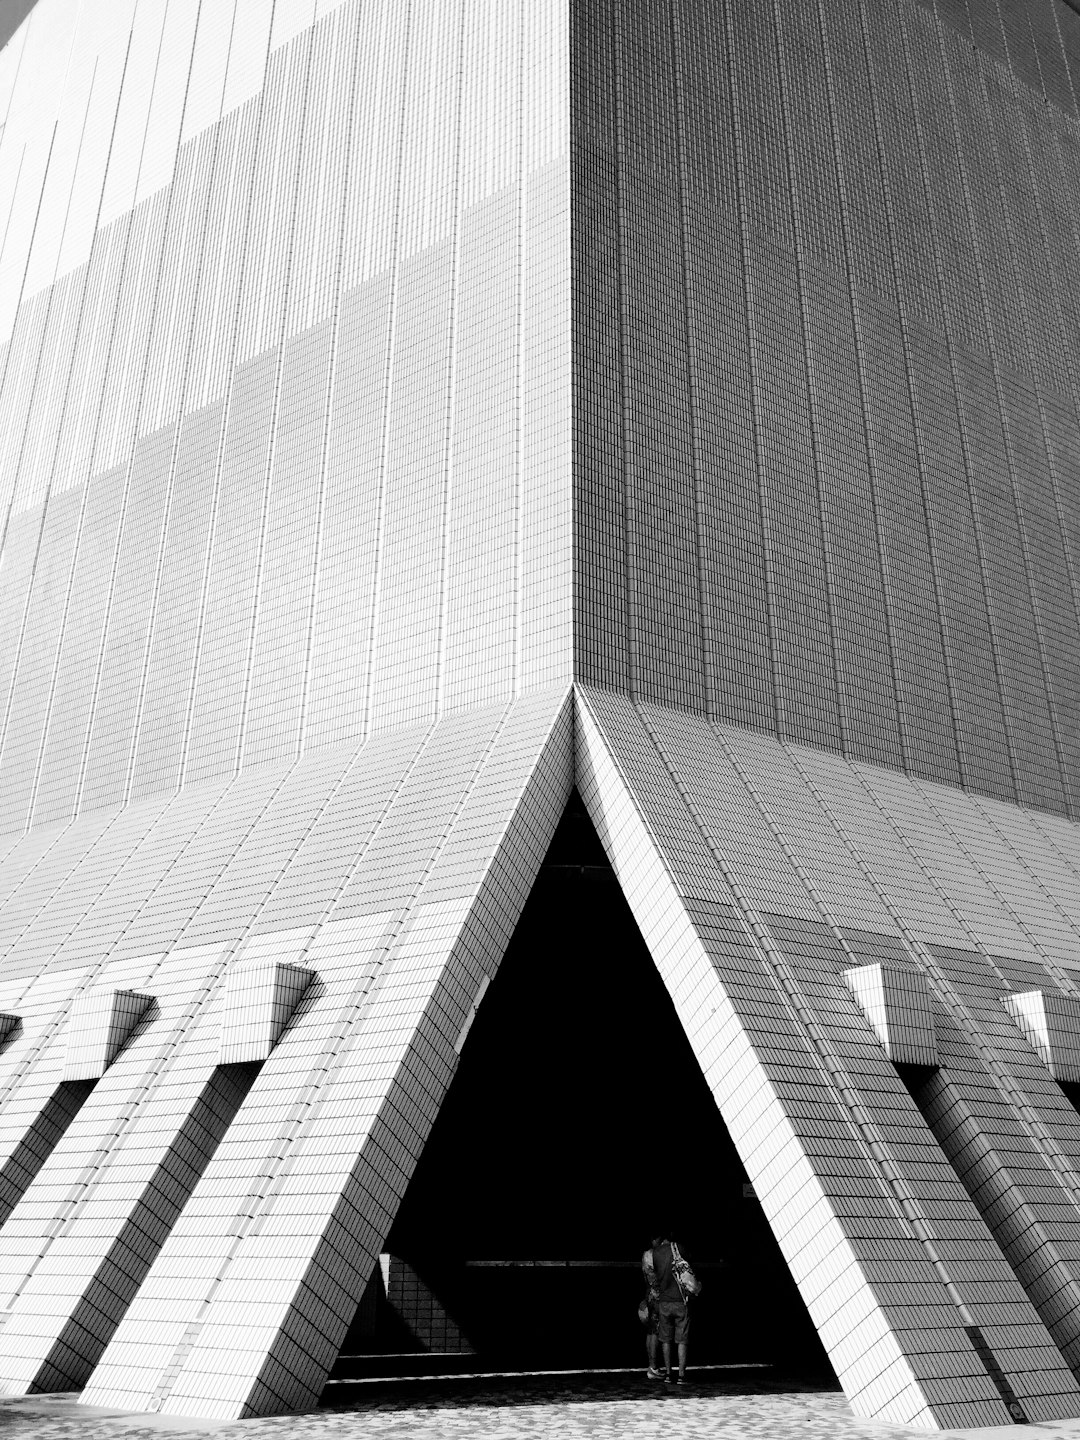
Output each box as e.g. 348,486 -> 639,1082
573,0 -> 1080,817
0,0 -> 570,833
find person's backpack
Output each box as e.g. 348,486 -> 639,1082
671,1240 -> 702,1298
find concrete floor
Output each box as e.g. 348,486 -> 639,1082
3,1372 -> 1080,1440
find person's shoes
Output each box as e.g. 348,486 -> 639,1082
646,1367 -> 663,1380
664,1372 -> 674,1384
676,1373 -> 689,1385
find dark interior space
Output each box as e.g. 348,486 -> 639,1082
337,792 -> 832,1380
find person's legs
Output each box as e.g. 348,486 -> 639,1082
672,1301 -> 690,1381
645,1296 -> 662,1376
658,1300 -> 679,1380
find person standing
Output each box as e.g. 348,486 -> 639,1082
640,1244 -> 662,1379
642,1233 -> 690,1384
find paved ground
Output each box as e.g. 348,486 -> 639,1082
2,1371 -> 1080,1440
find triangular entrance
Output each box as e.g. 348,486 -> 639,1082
336,792 -> 830,1377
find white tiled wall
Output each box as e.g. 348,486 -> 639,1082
0,0 -> 570,831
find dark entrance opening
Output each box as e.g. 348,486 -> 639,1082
337,792 -> 831,1379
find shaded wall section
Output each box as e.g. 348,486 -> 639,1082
572,0 -> 1080,817
0,2 -> 37,55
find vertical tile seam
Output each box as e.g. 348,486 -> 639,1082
0,46 -> 97,535
610,0 -> 638,705
510,0 -> 526,699
895,5 -> 1020,795
12,96 -> 166,831
768,0 -> 847,753
953,20 -> 1076,816
667,0 -> 711,718
1025,806 -> 1080,893
125,7 -> 243,802
717,0 -> 781,738
1048,0 -> 1080,113
854,0 -> 975,784
176,1 -> 280,791
920,7 -> 1056,808
1006,88 -> 1080,822
819,0 -> 956,784
297,6 -> 363,757
235,22 -> 321,774
361,0 -> 414,740
432,0 -> 468,723
64,0 -> 210,823
0,0 -> 91,536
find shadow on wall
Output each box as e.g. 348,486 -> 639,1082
0,2 -> 37,53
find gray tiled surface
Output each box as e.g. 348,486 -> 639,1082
572,0 -> 1080,815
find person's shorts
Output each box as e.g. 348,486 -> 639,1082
657,1297 -> 689,1344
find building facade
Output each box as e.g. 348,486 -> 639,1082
1,0 -> 1080,1426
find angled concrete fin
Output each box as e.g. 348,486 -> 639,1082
219,960 -> 315,1064
844,963 -> 938,1068
1003,990 -> 1080,1084
63,988 -> 154,1080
